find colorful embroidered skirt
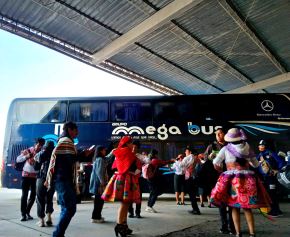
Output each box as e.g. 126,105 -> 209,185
210,170 -> 271,209
101,172 -> 141,203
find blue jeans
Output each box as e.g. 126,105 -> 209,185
53,181 -> 76,237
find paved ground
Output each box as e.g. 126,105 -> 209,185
0,188 -> 289,237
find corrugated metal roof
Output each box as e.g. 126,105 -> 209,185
0,0 -> 289,95
232,0 -> 290,71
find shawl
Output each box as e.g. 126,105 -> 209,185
226,142 -> 255,159
46,136 -> 77,189
112,147 -> 138,174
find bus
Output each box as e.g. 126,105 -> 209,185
1,94 -> 290,196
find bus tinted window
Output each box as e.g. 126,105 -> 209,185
16,100 -> 66,123
68,101 -> 108,122
111,101 -> 152,121
154,101 -> 180,121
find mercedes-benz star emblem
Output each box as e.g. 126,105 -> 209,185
261,100 -> 274,112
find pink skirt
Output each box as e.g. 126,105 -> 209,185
210,170 -> 271,209
101,172 -> 141,203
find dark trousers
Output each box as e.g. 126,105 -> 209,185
91,194 -> 104,219
185,177 -> 199,212
53,181 -> 76,237
147,178 -> 162,208
36,178 -> 55,218
129,192 -> 142,215
219,205 -> 235,232
265,176 -> 281,214
21,177 -> 36,216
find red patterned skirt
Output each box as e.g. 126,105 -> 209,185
210,170 -> 271,209
101,172 -> 141,203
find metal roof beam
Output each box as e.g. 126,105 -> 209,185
92,0 -> 202,64
218,0 -> 286,74
224,72 -> 290,93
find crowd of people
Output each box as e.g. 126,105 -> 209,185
15,122 -> 288,237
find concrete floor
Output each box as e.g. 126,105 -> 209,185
0,188 -> 289,237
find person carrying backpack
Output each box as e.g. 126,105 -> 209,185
16,137 -> 45,221
34,140 -> 55,227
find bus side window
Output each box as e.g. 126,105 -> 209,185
80,104 -> 92,121
111,102 -> 151,122
49,109 -> 60,122
154,102 -> 179,121
91,102 -> 108,121
68,101 -> 108,122
40,102 -> 66,123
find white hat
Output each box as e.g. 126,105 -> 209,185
224,128 -> 247,142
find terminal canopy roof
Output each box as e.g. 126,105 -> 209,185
1,0 -> 290,95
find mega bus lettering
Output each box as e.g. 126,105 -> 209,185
187,123 -> 222,135
112,124 -> 181,140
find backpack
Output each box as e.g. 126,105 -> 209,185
142,163 -> 156,180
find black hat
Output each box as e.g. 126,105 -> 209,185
259,140 -> 267,146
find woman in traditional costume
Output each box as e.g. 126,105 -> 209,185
210,128 -> 271,237
102,136 -> 141,237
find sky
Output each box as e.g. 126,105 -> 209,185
0,29 -> 160,155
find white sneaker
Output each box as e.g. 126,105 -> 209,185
145,206 -> 157,213
36,219 -> 45,227
91,217 -> 105,223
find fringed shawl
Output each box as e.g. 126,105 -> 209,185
46,136 -> 77,189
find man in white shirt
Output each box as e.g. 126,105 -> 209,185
16,137 -> 45,221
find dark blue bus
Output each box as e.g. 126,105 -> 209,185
1,94 -> 290,196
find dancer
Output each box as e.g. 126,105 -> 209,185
210,128 -> 271,237
102,136 -> 141,237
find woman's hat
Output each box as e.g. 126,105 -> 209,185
224,128 -> 247,142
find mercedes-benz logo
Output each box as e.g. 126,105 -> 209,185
261,100 -> 274,112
